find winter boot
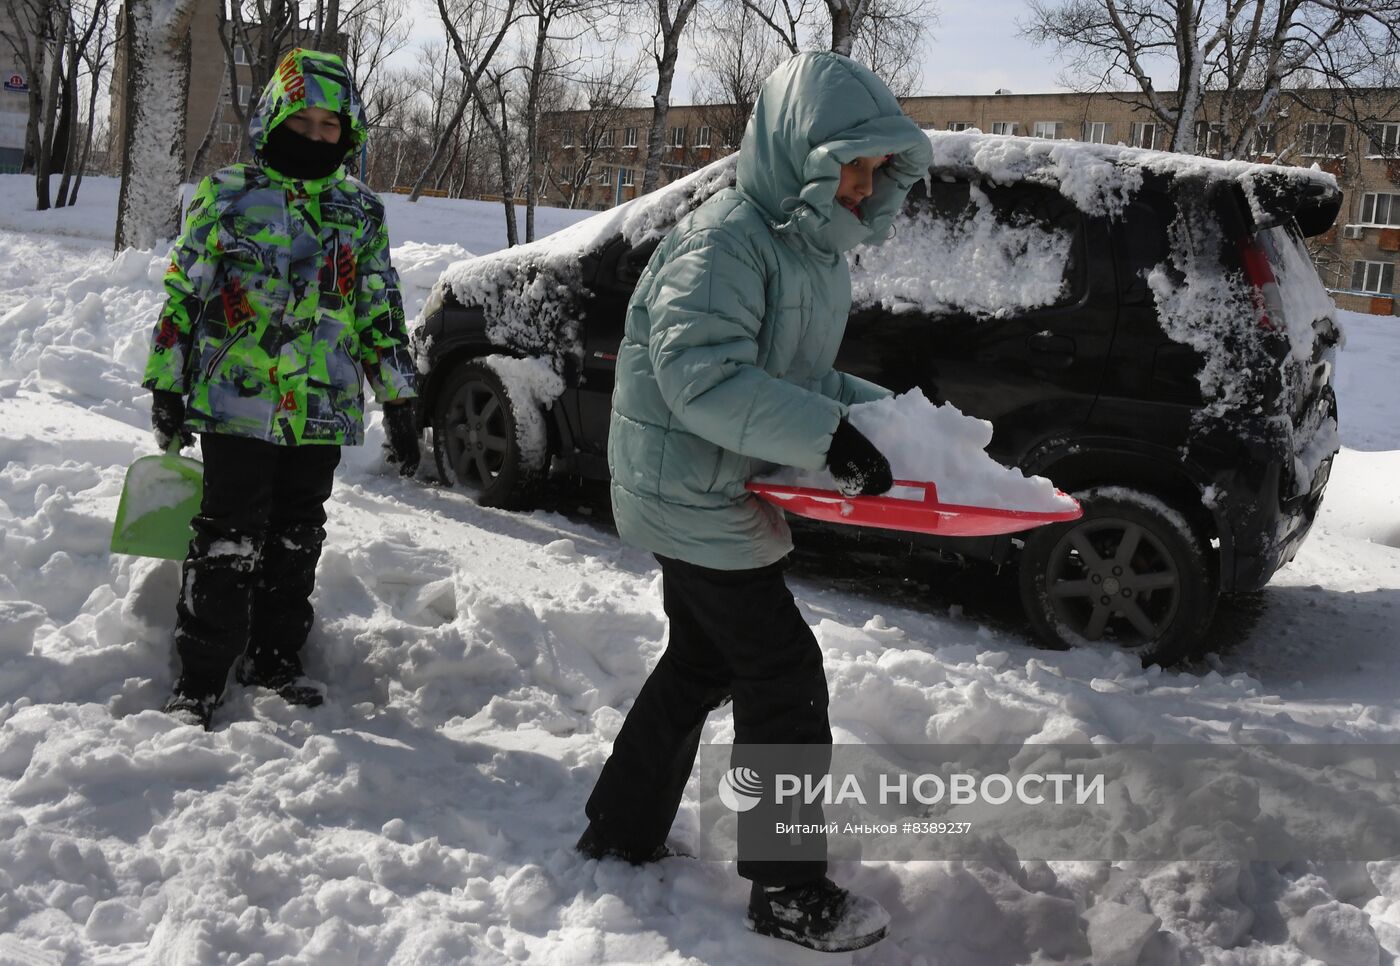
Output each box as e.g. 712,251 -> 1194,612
575,823 -> 686,864
161,679 -> 223,731
235,651 -> 325,707
746,877 -> 890,953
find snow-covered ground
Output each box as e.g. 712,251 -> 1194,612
2,174 -> 1400,965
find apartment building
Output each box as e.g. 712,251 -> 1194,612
0,5 -> 35,172
542,88 -> 1400,316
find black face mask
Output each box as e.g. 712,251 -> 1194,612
260,120 -> 353,181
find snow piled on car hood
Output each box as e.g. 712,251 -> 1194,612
427,158 -> 739,370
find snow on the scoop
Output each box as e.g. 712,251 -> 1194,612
118,458 -> 199,521
759,389 -> 1075,512
851,183 -> 1073,316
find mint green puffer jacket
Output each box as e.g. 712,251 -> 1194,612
608,52 -> 933,569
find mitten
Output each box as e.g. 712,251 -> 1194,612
383,402 -> 421,477
826,418 -> 893,497
151,389 -> 194,450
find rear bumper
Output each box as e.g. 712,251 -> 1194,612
1224,447 -> 1333,592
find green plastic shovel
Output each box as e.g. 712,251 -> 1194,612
110,443 -> 204,560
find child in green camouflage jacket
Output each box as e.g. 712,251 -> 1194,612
143,48 -> 420,729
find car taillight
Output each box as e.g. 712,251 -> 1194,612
1237,235 -> 1282,331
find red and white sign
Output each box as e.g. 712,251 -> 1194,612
4,73 -> 28,93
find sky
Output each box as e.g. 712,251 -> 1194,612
394,0 -> 1081,105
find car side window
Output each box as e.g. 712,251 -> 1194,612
852,176 -> 1086,318
1117,197 -> 1172,307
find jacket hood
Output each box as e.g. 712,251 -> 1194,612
248,48 -> 367,160
735,52 -> 932,256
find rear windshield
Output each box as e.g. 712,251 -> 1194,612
1258,222 -> 1336,350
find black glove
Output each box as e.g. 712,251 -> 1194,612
826,418 -> 893,497
151,389 -> 193,450
383,402 -> 421,477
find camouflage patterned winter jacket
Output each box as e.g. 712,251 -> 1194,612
142,48 -> 416,446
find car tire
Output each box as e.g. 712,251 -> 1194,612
431,360 -> 547,509
1017,486 -> 1217,666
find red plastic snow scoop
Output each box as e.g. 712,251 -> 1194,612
745,479 -> 1082,538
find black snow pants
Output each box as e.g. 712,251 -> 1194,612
173,433 -> 341,693
585,554 -> 832,886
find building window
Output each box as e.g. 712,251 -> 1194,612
600,129 -> 614,147
1083,121 -> 1109,144
1352,259 -> 1395,294
991,121 -> 1017,136
599,165 -> 613,184
696,126 -> 711,147
230,83 -> 251,107
624,126 -> 638,147
947,122 -> 970,132
1194,121 -> 1225,155
1367,122 -> 1400,157
670,125 -> 685,147
1033,121 -> 1064,139
561,127 -> 573,147
1360,192 -> 1400,226
1300,122 -> 1346,157
558,162 -> 574,181
1252,124 -> 1277,156
233,45 -> 248,65
1130,122 -> 1158,149
622,168 -> 635,186
219,123 -> 236,143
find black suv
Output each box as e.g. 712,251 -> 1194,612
410,136 -> 1342,665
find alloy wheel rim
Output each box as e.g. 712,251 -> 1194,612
446,378 -> 510,488
1043,516 -> 1181,646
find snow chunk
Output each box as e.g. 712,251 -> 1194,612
478,354 -> 566,469
1292,900 -> 1381,966
1084,899 -> 1162,966
759,388 -> 1075,512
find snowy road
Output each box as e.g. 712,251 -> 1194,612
2,176 -> 1400,964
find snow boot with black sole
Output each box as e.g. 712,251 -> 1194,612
575,823 -> 687,864
235,653 -> 325,708
746,877 -> 890,953
161,682 -> 222,731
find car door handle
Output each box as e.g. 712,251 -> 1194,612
1027,333 -> 1076,368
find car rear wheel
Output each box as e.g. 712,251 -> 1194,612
1018,487 -> 1217,666
431,360 -> 546,509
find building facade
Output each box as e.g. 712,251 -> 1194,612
541,89 -> 1400,316
0,4 -> 34,172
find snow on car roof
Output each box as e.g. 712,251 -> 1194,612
421,129 -> 1338,381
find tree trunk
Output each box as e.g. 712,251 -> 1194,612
829,2 -> 853,56
523,13 -> 548,243
114,0 -> 197,250
642,0 -> 697,195
55,26 -> 81,208
409,92 -> 471,201
34,3 -> 67,211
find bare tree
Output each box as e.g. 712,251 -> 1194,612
693,0 -> 782,148
1023,0 -> 1400,158
432,0 -> 523,240
114,0 -> 201,249
640,0 -> 700,193
732,0 -> 933,91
